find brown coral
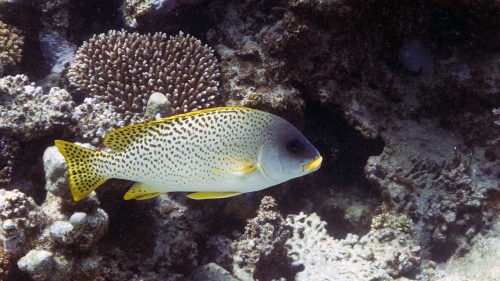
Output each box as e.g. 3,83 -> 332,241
0,21 -> 24,66
68,30 -> 220,120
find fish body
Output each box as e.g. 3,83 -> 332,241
55,107 -> 322,201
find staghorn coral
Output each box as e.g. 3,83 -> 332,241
0,20 -> 23,66
68,30 -> 219,119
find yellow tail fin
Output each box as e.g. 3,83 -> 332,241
54,140 -> 109,201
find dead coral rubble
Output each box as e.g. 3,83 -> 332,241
68,30 -> 219,119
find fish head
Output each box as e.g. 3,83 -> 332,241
257,121 -> 322,182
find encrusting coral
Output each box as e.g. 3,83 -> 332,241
68,30 -> 219,119
0,20 -> 24,66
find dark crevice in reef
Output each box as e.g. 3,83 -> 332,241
292,80 -> 385,192
11,135 -> 61,205
276,81 -> 386,239
68,0 -> 123,46
1,3 -> 50,80
99,185 -> 158,260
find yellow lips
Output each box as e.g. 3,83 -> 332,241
303,156 -> 323,173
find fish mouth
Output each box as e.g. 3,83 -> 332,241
303,156 -> 323,173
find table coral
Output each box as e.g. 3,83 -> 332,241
0,20 -> 23,66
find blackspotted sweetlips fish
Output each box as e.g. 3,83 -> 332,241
55,107 -> 322,201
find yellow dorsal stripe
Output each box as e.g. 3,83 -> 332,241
102,106 -> 254,152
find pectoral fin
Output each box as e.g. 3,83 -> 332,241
215,165 -> 257,177
124,183 -> 165,200
187,192 -> 242,200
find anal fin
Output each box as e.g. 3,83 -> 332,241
187,192 -> 242,200
124,183 -> 166,200
215,165 -> 257,177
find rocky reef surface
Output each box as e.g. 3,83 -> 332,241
1,0 -> 500,280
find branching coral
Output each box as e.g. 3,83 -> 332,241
0,21 -> 24,66
68,30 -> 220,121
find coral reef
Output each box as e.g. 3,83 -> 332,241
0,74 -> 73,184
364,119 -> 493,260
35,0 -> 77,73
286,212 -> 420,280
1,0 -> 500,279
68,30 -> 219,117
0,136 -> 19,185
371,212 -> 414,234
0,20 -> 23,66
121,0 -> 204,28
67,30 -> 220,142
438,216 -> 500,280
231,196 -> 292,280
192,263 -> 238,281
96,194 -> 198,280
206,2 -> 306,126
0,145 -> 109,280
0,75 -> 74,141
0,189 -> 45,257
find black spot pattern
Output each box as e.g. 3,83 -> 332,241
54,140 -> 109,201
99,107 -> 281,192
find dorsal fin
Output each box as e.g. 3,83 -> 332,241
103,107 -> 252,152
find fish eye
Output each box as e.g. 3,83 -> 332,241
286,138 -> 302,153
